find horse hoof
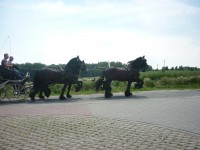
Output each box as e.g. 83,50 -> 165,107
125,91 -> 132,97
29,93 -> 35,100
39,96 -> 45,99
105,93 -> 113,98
59,96 -> 66,100
30,98 -> 35,102
67,95 -> 72,98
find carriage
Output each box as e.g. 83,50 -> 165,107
0,66 -> 32,102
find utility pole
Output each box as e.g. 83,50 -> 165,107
164,59 -> 165,68
162,59 -> 166,72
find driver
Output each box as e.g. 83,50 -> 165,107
7,56 -> 26,80
1,53 -> 11,69
1,53 -> 27,80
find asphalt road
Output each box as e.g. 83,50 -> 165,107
86,90 -> 200,135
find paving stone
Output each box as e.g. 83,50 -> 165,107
0,115 -> 200,149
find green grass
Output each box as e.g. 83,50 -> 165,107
140,70 -> 200,80
142,70 -> 200,89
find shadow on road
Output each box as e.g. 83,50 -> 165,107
94,94 -> 148,101
0,97 -> 82,106
0,93 -> 148,106
0,100 -> 28,105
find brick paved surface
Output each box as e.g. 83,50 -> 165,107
0,90 -> 200,149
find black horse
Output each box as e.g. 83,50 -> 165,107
29,56 -> 86,101
95,56 -> 148,98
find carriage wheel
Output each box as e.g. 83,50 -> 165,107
5,84 -> 27,102
0,88 -> 6,101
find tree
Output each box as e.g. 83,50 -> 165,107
146,65 -> 153,71
110,61 -> 123,67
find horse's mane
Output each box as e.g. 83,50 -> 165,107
127,56 -> 147,71
64,56 -> 82,75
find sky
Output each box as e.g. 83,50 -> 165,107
0,0 -> 200,69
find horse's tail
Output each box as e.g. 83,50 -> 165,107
95,71 -> 105,91
29,70 -> 40,100
32,70 -> 40,89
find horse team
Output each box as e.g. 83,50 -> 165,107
29,56 -> 148,101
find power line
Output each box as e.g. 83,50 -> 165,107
0,36 -> 10,54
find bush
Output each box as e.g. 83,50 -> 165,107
50,84 -> 62,95
175,76 -> 190,85
190,76 -> 200,84
159,77 -> 172,86
81,81 -> 95,91
157,75 -> 200,87
144,78 -> 155,88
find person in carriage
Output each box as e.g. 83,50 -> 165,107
1,53 -> 29,80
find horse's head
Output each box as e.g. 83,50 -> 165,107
127,56 -> 148,72
65,56 -> 86,75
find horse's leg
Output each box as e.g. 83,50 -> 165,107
135,79 -> 144,89
59,84 -> 67,100
101,80 -> 106,90
44,87 -> 51,98
29,88 -> 39,101
39,84 -> 48,99
105,80 -> 113,98
66,84 -> 72,98
75,81 -> 83,92
39,89 -> 45,99
125,81 -> 133,97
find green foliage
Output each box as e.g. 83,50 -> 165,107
144,78 -> 155,88
141,70 -> 200,80
111,81 -> 127,92
81,81 -> 95,91
142,70 -> 200,88
110,61 -> 123,67
49,84 -> 62,95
